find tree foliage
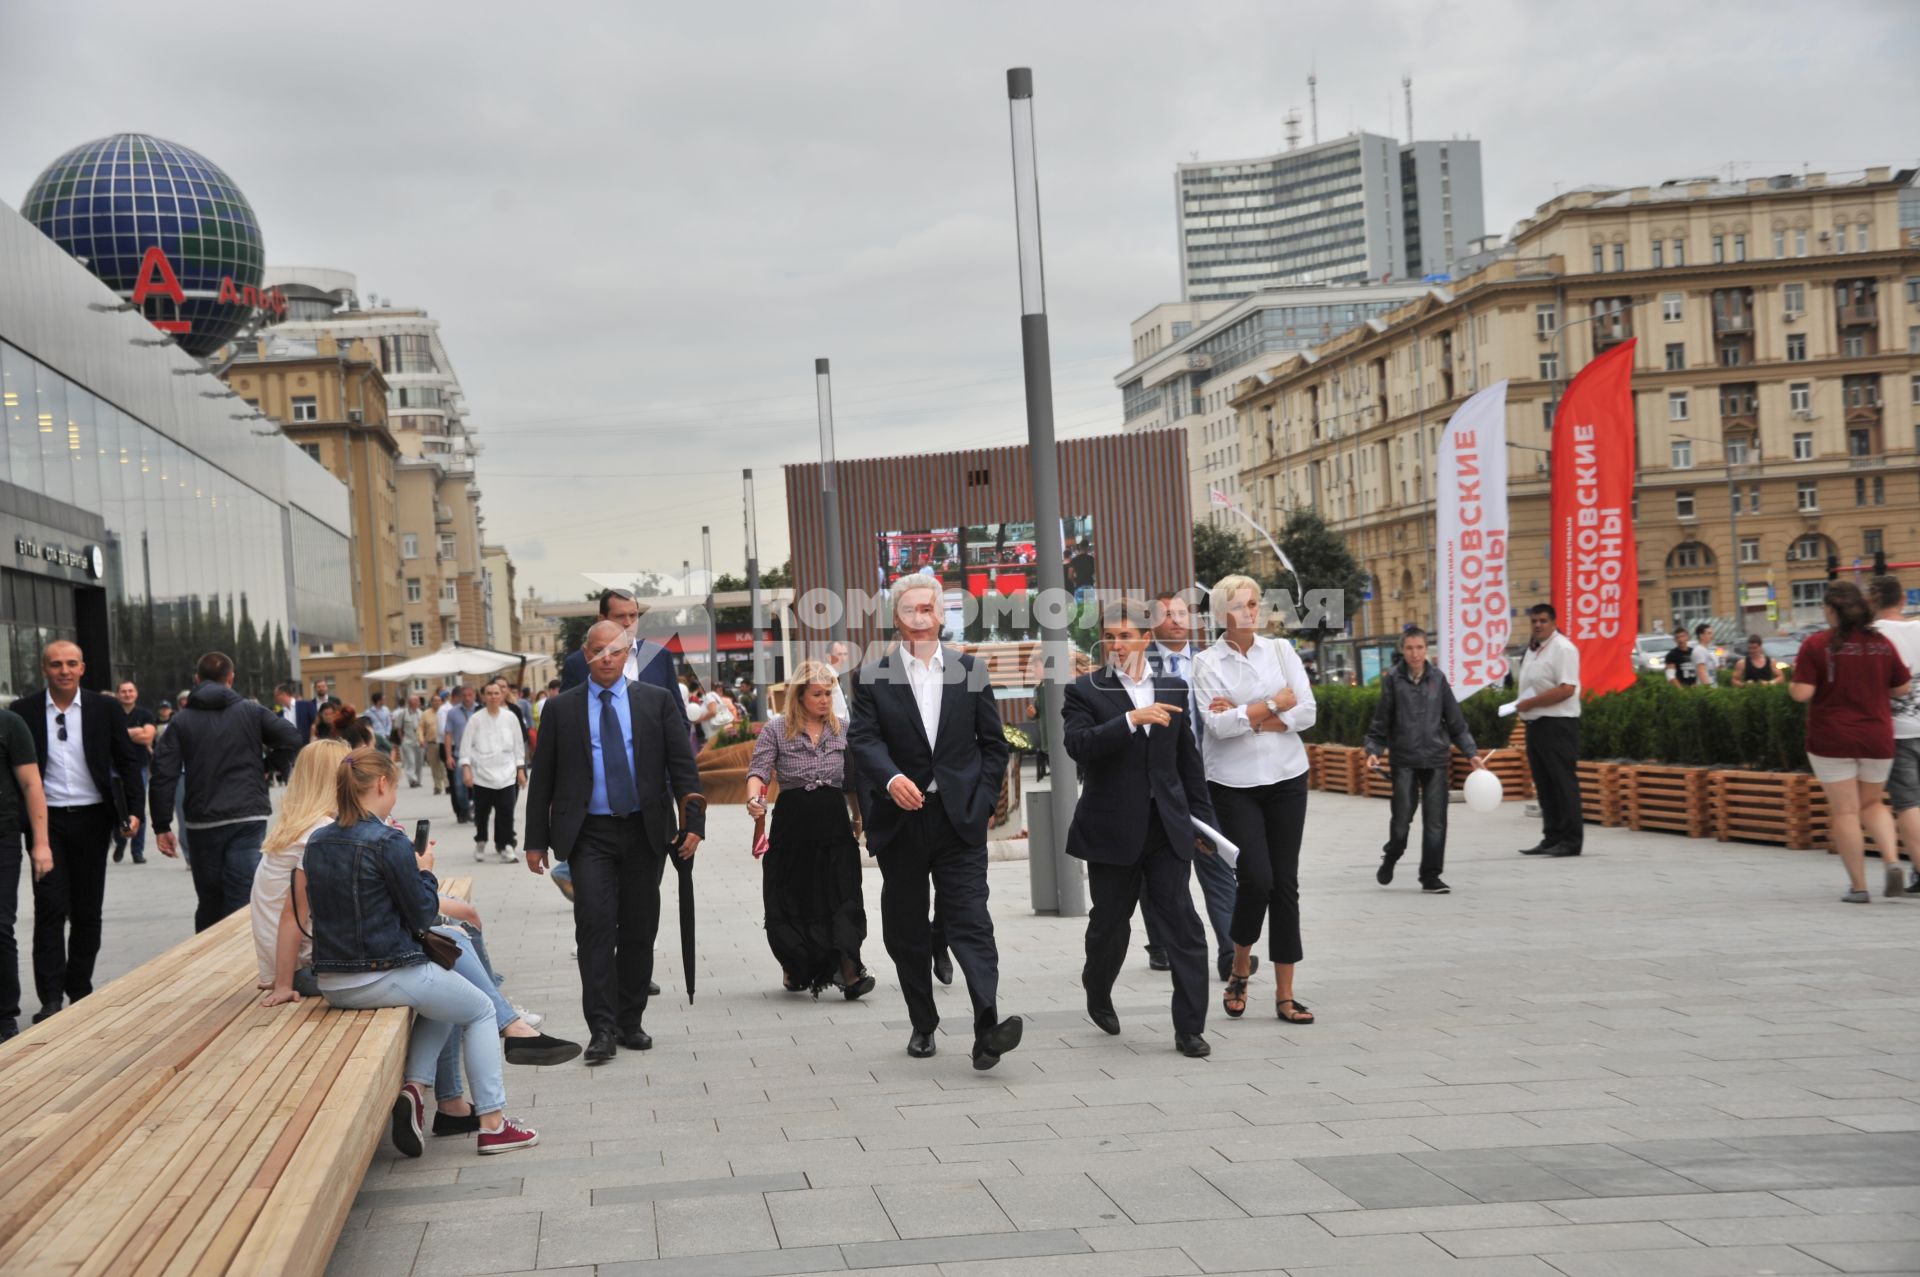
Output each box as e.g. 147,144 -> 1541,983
1274,509 -> 1366,639
1192,522 -> 1250,589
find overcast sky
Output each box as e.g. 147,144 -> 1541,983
3,1 -> 1915,600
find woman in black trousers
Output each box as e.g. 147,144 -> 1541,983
1191,574 -> 1318,1025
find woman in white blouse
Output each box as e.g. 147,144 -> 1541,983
1190,574 -> 1318,1025
459,681 -> 528,863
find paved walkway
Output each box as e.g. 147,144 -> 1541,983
41,774 -> 1920,1275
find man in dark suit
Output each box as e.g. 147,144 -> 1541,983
559,589 -> 685,713
1064,600 -> 1219,1058
299,678 -> 330,743
525,620 -> 704,1064
8,640 -> 142,1023
848,580 -> 1022,1070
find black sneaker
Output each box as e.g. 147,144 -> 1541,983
1376,857 -> 1397,885
0,1018 -> 17,1043
1518,843 -> 1555,856
1547,846 -> 1583,858
112,843 -> 125,863
1422,879 -> 1451,894
1145,945 -> 1171,972
432,1109 -> 482,1136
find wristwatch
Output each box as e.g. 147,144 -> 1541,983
1263,697 -> 1281,717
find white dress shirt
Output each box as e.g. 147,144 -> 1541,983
1518,631 -> 1582,720
1190,634 -> 1317,787
1153,641 -> 1194,684
435,701 -> 454,737
44,694 -> 104,807
458,707 -> 527,789
897,642 -> 945,793
1113,660 -> 1157,735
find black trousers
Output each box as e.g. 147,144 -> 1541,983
1084,816 -> 1207,1035
471,783 -> 518,849
568,813 -> 664,1035
876,793 -> 999,1037
38,804 -> 117,1010
0,833 -> 21,1025
1383,765 -> 1451,884
1525,717 -> 1583,852
1211,774 -> 1308,965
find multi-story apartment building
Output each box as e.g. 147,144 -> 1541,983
222,335 -> 402,704
480,543 -> 516,652
1176,133 -> 1484,301
265,268 -> 501,692
1116,285 -> 1430,529
1234,166 -> 1919,653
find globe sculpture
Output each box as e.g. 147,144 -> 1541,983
22,133 -> 277,359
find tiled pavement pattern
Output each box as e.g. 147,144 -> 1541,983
45,771 -> 1920,1275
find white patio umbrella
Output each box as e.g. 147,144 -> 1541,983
362,643 -> 531,683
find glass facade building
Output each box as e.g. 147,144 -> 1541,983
0,199 -> 352,701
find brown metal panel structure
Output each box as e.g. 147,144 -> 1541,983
784,431 -> 1192,652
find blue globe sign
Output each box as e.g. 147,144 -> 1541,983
22,133 -> 283,359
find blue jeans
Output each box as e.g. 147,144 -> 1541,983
322,960 -> 504,1115
433,928 -> 519,1101
1141,838 -> 1237,969
186,820 -> 265,933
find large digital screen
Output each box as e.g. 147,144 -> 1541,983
875,517 -> 1095,642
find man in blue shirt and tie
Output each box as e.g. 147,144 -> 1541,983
525,621 -> 704,1064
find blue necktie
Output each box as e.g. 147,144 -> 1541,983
600,688 -> 639,816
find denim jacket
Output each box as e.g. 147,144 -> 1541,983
303,815 -> 441,973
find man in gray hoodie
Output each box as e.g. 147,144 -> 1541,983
151,651 -> 303,931
1363,628 -> 1483,894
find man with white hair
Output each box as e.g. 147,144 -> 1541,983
848,579 -> 1021,1069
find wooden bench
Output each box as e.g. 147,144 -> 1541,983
0,877 -> 474,1276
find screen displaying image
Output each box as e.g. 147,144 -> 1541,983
876,517 -> 1094,641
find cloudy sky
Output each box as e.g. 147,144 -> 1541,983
3,1 -> 1915,599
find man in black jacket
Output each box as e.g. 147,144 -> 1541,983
1363,628 -> 1482,894
9,640 -> 143,1021
524,621 -> 703,1064
151,651 -> 303,931
1064,599 -> 1219,1058
848,580 -> 1021,1070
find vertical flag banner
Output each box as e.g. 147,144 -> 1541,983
1434,380 -> 1511,698
1550,341 -> 1639,696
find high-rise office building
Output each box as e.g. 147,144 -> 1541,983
1176,132 -> 1483,300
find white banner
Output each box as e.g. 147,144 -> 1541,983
1434,381 -> 1511,698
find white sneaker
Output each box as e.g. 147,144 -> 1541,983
474,840 -> 487,862
512,1005 -> 544,1029
496,846 -> 519,864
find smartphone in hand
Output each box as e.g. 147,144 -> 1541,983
413,819 -> 431,858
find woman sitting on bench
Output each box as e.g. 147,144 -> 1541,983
295,748 -> 541,1157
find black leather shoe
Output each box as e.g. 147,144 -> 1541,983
617,1027 -> 653,1051
0,1018 -> 17,1043
32,1002 -> 60,1025
432,1110 -> 482,1136
112,844 -> 124,863
504,1032 -> 584,1067
1547,845 -> 1583,858
583,1031 -> 617,1064
1145,945 -> 1171,972
1217,954 -> 1259,982
972,1015 -> 1024,1070
1175,1032 -> 1211,1058
932,951 -> 954,986
1376,856 -> 1396,885
1087,1003 -> 1121,1036
1518,843 -> 1555,855
648,981 -> 660,996
907,1030 -> 937,1059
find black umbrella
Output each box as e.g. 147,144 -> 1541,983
672,796 -> 706,1002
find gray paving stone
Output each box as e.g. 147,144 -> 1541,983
1536,1245 -> 1846,1276
1671,1212 -> 1920,1246
1279,1261 -> 1564,1277
938,1248 -> 1199,1277
410,1212 -> 542,1277
536,1204 -> 661,1267
979,1172 -> 1126,1230
1296,1152 -> 1480,1209
1541,1191 -> 1809,1224
1778,1187 -> 1920,1215
593,1172 -> 811,1205
873,1179 -> 1012,1239
765,1186 -> 898,1247
1089,1165 -> 1246,1224
322,1222 -> 423,1277
1790,1240 -> 1920,1272
1432,1220 -> 1701,1258
1197,1161 -> 1363,1216
598,1246 -> 847,1277
350,1177 -> 523,1210
1310,1201 -> 1564,1236
1407,1149 -> 1596,1203
839,1227 -> 1089,1269
653,1192 -> 780,1258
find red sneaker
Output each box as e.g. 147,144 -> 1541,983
391,1083 -> 425,1158
477,1116 -> 539,1155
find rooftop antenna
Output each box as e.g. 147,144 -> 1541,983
1283,109 -> 1302,152
1308,63 -> 1319,143
1403,74 -> 1413,141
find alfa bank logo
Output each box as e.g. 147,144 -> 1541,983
128,245 -> 287,336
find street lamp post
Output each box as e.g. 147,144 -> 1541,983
1006,67 -> 1083,918
744,468 -> 769,714
1671,429 -> 1746,633
815,359 -> 848,648
701,527 -> 718,691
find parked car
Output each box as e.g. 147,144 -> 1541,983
1635,634 -> 1672,672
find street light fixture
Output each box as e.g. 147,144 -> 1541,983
815,358 -> 847,647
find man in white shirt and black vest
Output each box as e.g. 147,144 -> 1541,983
1515,603 -> 1583,858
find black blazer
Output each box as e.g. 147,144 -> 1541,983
847,647 -> 1009,853
9,688 -> 143,824
558,641 -> 687,723
524,678 -> 703,860
295,698 -> 318,743
1059,668 -> 1217,866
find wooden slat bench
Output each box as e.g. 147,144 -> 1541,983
0,877 -> 473,1276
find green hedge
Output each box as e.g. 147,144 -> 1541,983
1303,676 -> 1808,772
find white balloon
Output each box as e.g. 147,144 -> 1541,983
1463,768 -> 1504,814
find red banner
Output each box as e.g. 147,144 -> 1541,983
1550,341 -> 1638,696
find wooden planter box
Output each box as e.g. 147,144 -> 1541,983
1804,785 -> 1906,860
1362,750 -> 1394,798
1577,760 -> 1626,827
1711,770 -> 1818,848
1316,745 -> 1368,795
1305,743 -> 1324,791
1624,764 -> 1713,839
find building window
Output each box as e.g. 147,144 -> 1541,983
1542,400 -> 1557,432
1774,230 -> 1786,259
1651,240 -> 1664,268
1668,391 -> 1690,421
1676,490 -> 1695,519
1663,292 -> 1683,322
1836,227 -> 1850,255
438,533 -> 456,559
1911,374 -> 1920,406
1791,580 -> 1827,620
1786,333 -> 1807,362
1591,245 -> 1604,272
1733,233 -> 1746,262
1794,228 -> 1808,257
401,533 -> 418,559
1872,475 -> 1885,505
1909,326 -> 1920,355
405,577 -> 422,603
1793,534 -> 1825,561
1726,438 -> 1749,465
1907,277 -> 1920,305
1784,282 -> 1805,313
1856,224 -> 1869,252
298,442 -> 321,464
1535,304 -> 1556,335
408,622 -> 425,648
1797,481 -> 1818,511
1748,484 -> 1761,514
1613,243 -> 1625,271
441,580 -> 458,601
1672,543 -> 1703,569
1792,428 -> 1813,458
1671,438 -> 1693,469
1739,537 -> 1761,564
1673,239 -> 1685,266
1846,333 -> 1868,358
1671,589 -> 1712,630
1849,426 -> 1873,457
1789,382 -> 1811,414
1719,343 -> 1744,368
1855,477 -> 1869,506
1665,343 -> 1685,371
446,622 -> 459,643
1865,528 -> 1884,555
291,396 -> 318,423
1539,352 -> 1560,380
1712,235 -> 1725,264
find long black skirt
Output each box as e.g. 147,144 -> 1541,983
764,785 -> 867,992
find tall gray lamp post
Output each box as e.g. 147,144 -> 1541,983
744,468 -> 770,713
1007,67 -> 1083,917
816,359 -> 848,648
701,526 -> 718,690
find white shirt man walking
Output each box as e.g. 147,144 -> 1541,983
1515,603 -> 1583,858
